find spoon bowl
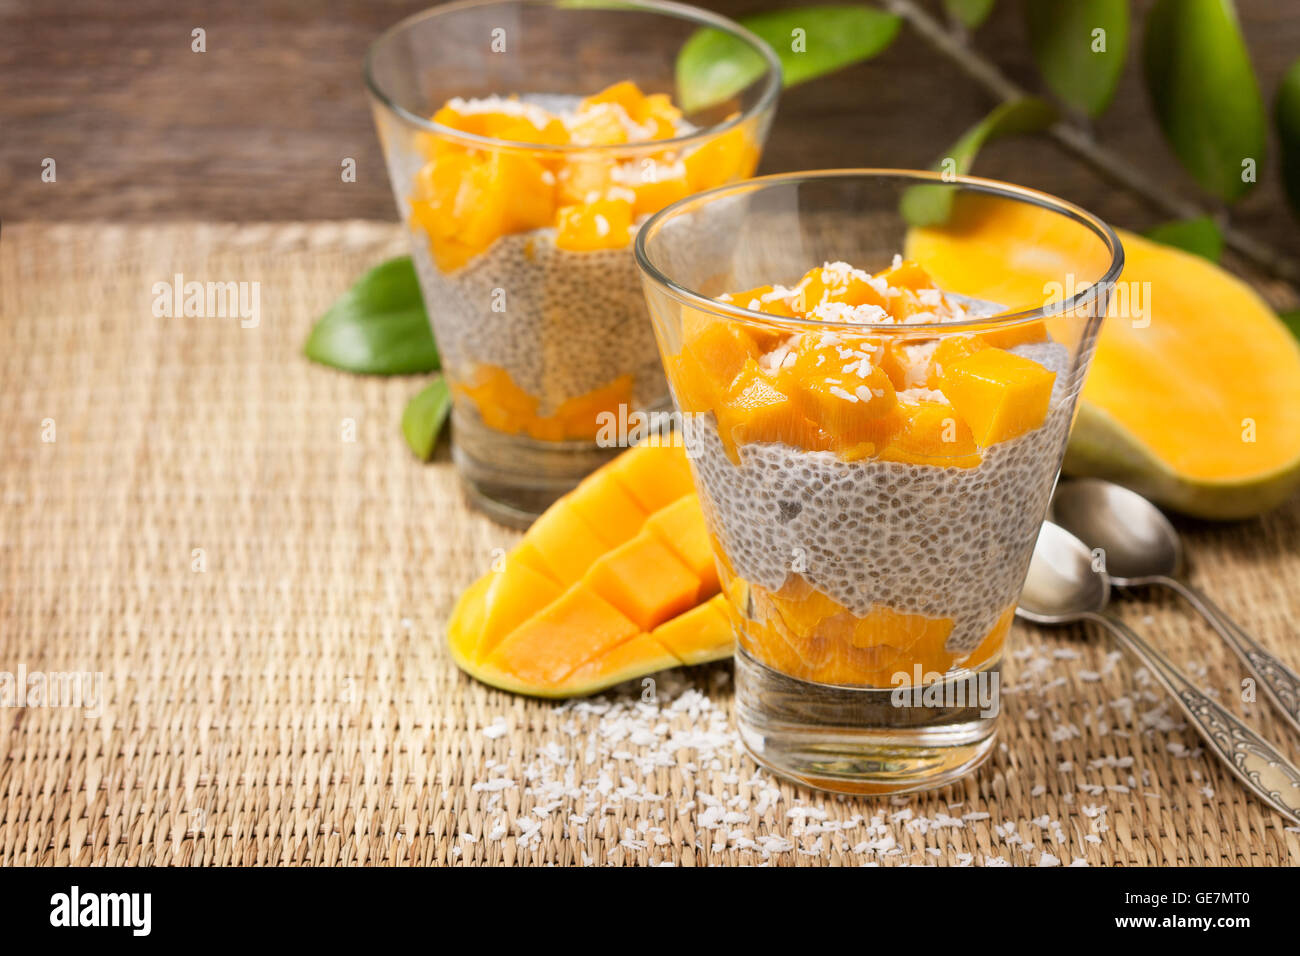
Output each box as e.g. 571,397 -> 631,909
1017,522 -> 1110,624
1049,478 -> 1182,584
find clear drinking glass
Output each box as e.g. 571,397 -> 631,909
636,171 -> 1123,793
366,0 -> 780,526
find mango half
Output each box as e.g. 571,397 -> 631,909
905,194 -> 1300,518
446,441 -> 734,697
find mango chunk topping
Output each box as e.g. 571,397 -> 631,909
666,258 -> 1059,461
940,346 -> 1056,446
414,82 -> 759,270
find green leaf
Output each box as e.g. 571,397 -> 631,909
402,378 -> 452,461
1281,310 -> 1300,344
901,98 -> 1058,227
1025,0 -> 1128,117
304,256 -> 439,375
676,5 -> 901,112
1142,0 -> 1267,202
1276,58 -> 1300,218
1144,216 -> 1224,262
944,0 -> 995,29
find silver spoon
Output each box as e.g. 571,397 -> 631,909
1052,478 -> 1300,736
1018,521 -> 1300,826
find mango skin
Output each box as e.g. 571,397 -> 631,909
1063,402 -> 1300,520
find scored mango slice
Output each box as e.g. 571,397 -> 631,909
653,595 -> 734,665
446,441 -> 733,698
473,557 -> 563,661
485,582 -> 641,687
586,533 -> 701,631
643,495 -> 720,596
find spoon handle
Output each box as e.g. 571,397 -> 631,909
1088,611 -> 1300,826
1156,574 -> 1300,736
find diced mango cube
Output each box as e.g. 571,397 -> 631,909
978,319 -> 1048,349
717,359 -> 830,458
941,347 -> 1056,446
652,594 -> 734,665
450,158 -> 515,252
472,558 -> 564,662
683,123 -> 755,191
792,266 -> 886,315
487,582 -> 640,685
927,335 -> 988,386
876,337 -> 944,390
557,158 -> 612,206
782,336 -> 898,447
786,351 -> 898,448
512,498 -> 609,585
609,442 -> 696,513
585,533 -> 701,631
643,495 -> 719,597
489,150 -> 556,233
555,198 -> 632,251
560,633 -> 680,692
628,161 -> 690,216
640,93 -> 683,136
878,400 -> 981,468
568,103 -> 630,146
567,469 -> 648,548
582,82 -> 682,134
873,258 -> 934,292
579,80 -> 646,118
430,104 -> 491,137
485,114 -> 569,146
671,312 -> 761,411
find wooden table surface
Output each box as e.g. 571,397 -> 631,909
4,0 -> 1300,261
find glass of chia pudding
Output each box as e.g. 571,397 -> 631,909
636,171 -> 1123,794
366,0 -> 781,525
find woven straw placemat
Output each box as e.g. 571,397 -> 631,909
2,221 -> 1299,866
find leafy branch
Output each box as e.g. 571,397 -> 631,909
684,0 -> 1300,283
883,0 -> 1300,283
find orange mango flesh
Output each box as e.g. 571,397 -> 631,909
454,364 -> 634,442
473,557 -> 563,661
568,467 -> 647,548
555,197 -> 633,252
642,495 -> 720,597
940,347 -> 1056,447
877,401 -> 981,468
446,442 -> 733,698
737,572 -> 1014,688
610,437 -> 698,512
666,259 -> 1056,463
484,581 -> 641,687
905,193 -> 1300,517
585,534 -> 700,631
413,81 -> 760,271
652,595 -> 733,665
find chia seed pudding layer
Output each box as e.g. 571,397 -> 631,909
412,232 -> 667,416
683,342 -> 1075,654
